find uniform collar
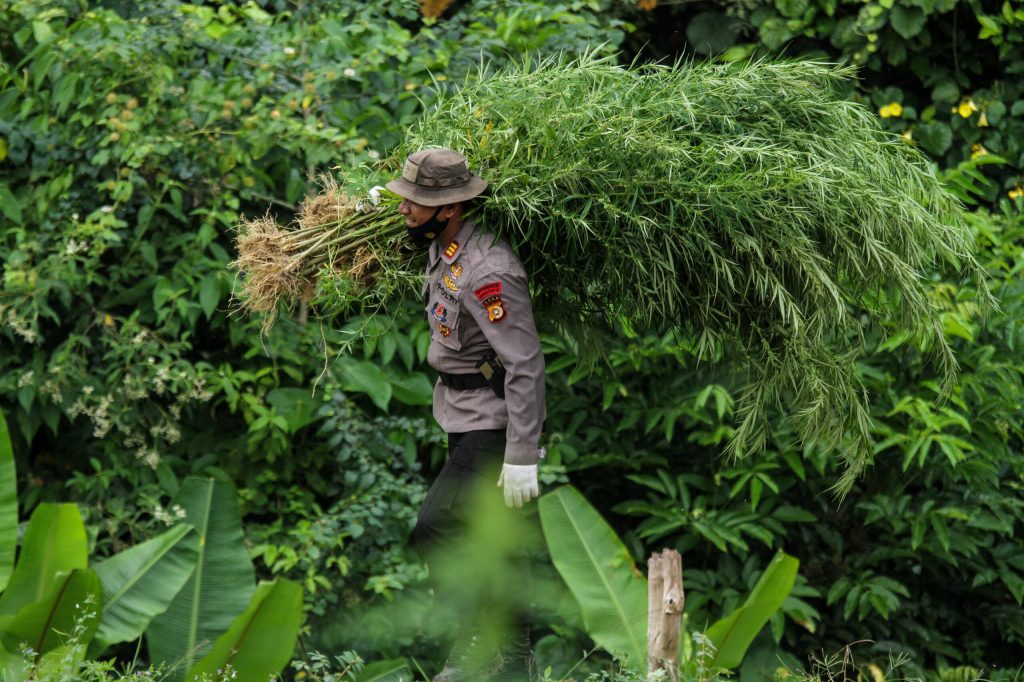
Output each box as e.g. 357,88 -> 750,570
429,219 -> 477,268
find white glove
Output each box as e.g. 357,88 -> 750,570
367,185 -> 384,205
497,463 -> 539,508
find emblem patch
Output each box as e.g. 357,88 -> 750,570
474,282 -> 506,324
430,302 -> 448,323
442,273 -> 459,292
439,324 -> 451,337
451,263 -> 463,279
443,240 -> 460,260
435,282 -> 457,303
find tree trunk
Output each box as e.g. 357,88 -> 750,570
647,549 -> 684,681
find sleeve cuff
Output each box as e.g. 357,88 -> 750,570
504,441 -> 538,465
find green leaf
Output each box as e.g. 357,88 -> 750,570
0,411 -> 16,593
356,659 -> 413,681
0,569 -> 101,656
0,504 -> 87,617
335,356 -> 393,411
146,478 -> 255,681
538,486 -> 648,669
914,121 -> 953,156
198,276 -> 220,319
32,21 -> 55,45
930,78 -> 960,103
91,524 -> 199,652
686,12 -> 742,55
0,643 -> 28,681
0,184 -> 22,225
705,551 -> 799,670
266,388 -> 320,433
889,5 -> 927,38
187,580 -> 302,681
388,372 -> 434,406
52,73 -> 79,118
775,0 -> 809,18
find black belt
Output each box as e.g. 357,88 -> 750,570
439,372 -> 490,391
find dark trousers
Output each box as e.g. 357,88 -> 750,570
411,430 -> 534,676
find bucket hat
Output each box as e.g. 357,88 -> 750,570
386,148 -> 488,207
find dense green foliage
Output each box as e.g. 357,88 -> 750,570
629,0 -> 1024,207
1,0 -> 1022,679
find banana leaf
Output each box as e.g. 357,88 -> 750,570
91,523 -> 199,653
0,503 -> 87,617
0,409 -> 15,592
146,477 -> 255,680
538,485 -> 648,669
186,579 -> 302,681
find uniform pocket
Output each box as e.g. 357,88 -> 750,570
425,298 -> 462,351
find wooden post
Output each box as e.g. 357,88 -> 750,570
647,549 -> 684,681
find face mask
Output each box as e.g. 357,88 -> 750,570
405,207 -> 448,249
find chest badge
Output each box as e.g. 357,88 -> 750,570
450,262 -> 463,279
474,282 -> 507,324
438,324 -> 452,337
430,302 -> 448,323
442,273 -> 459,292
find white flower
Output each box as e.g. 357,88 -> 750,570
100,205 -> 114,213
343,67 -> 357,78
367,150 -> 380,161
283,46 -> 296,56
18,371 -> 33,388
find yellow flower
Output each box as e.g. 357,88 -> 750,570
878,102 -> 903,119
901,128 -> 914,143
1010,185 -> 1024,200
971,143 -> 989,159
978,111 -> 989,127
957,99 -> 978,118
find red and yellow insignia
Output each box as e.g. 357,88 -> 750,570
442,273 -> 459,292
450,262 -> 463,279
438,324 -> 451,337
474,282 -> 506,324
443,240 -> 460,260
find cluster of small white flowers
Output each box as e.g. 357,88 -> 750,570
123,373 -> 149,400
150,421 -> 181,444
17,371 -> 34,388
91,396 -> 113,438
40,379 -> 62,403
153,503 -> 186,526
131,330 -> 147,345
65,239 -> 88,255
68,398 -> 87,419
135,444 -> 160,469
7,315 -> 37,343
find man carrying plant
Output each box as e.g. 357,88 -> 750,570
387,148 -> 545,681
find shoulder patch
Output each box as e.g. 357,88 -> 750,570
441,240 -> 461,263
474,282 -> 506,324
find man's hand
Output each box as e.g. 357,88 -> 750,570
497,463 -> 539,508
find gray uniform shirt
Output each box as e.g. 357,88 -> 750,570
424,220 -> 546,465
